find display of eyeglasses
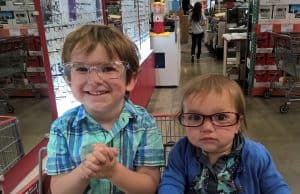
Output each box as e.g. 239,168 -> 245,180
38,0 -> 153,116
106,0 -> 152,62
38,0 -> 104,116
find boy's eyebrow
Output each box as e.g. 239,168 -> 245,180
70,61 -> 111,65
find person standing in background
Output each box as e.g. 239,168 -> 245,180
189,2 -> 205,63
182,0 -> 191,15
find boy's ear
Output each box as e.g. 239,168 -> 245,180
126,73 -> 138,92
63,76 -> 71,86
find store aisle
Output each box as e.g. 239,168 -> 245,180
148,41 -> 300,194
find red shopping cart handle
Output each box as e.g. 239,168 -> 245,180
0,116 -> 17,126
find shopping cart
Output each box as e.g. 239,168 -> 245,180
0,64 -> 27,114
0,136 -> 48,194
153,113 -> 185,171
0,114 -> 184,193
0,87 -> 14,114
266,32 -> 300,113
0,116 -> 24,176
0,50 -> 27,114
0,36 -> 41,114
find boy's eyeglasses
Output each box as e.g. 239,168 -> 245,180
178,112 -> 241,127
64,61 -> 130,79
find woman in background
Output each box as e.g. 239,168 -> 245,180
189,2 -> 205,63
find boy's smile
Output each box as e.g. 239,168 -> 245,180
68,44 -> 136,121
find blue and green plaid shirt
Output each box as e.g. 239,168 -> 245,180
46,100 -> 165,193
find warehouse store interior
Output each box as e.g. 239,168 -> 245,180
0,0 -> 300,193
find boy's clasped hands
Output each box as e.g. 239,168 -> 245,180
79,144 -> 119,180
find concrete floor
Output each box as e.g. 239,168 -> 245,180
3,41 -> 300,193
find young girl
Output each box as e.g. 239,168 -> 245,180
189,2 -> 205,63
46,24 -> 164,194
159,74 -> 291,194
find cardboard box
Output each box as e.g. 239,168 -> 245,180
179,15 -> 189,44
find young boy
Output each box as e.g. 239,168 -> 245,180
46,24 -> 164,194
159,74 -> 291,194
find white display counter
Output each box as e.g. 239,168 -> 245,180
150,26 -> 181,86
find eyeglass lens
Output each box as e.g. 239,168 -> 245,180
179,112 -> 239,127
66,61 -> 126,79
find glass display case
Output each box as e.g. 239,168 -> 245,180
35,0 -> 154,117
105,0 -> 152,61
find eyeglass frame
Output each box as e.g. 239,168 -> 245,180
63,60 -> 131,80
178,112 -> 242,127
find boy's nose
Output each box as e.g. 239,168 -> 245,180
87,70 -> 104,83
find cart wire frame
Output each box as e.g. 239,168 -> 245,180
0,116 -> 24,176
267,32 -> 300,113
1,114 -> 186,193
153,113 -> 185,172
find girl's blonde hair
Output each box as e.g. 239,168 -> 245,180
62,24 -> 140,84
179,74 -> 247,131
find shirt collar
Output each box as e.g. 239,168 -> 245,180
72,100 -> 138,130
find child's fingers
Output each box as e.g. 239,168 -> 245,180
92,144 -> 118,162
110,147 -> 119,156
93,152 -> 109,164
85,152 -> 101,165
83,158 -> 101,171
92,144 -> 110,156
106,150 -> 115,161
92,147 -> 111,164
107,148 -> 118,161
79,162 -> 97,179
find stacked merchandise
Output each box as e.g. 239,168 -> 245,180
250,0 -> 300,96
178,11 -> 189,44
0,0 -> 47,98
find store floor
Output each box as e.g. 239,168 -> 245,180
4,41 -> 300,193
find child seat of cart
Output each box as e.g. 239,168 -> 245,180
1,114 -> 185,193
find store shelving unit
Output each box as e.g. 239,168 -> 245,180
247,0 -> 300,96
0,1 -> 48,99
222,32 -> 247,81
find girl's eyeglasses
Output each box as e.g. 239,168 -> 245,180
178,112 -> 241,127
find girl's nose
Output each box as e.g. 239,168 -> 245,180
200,118 -> 215,132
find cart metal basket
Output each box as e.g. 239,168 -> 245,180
0,137 -> 48,194
0,60 -> 26,114
267,32 -> 300,113
0,114 -> 185,193
0,116 -> 24,175
154,114 -> 184,145
153,113 -> 185,172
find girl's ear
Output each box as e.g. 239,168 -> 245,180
237,115 -> 245,133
